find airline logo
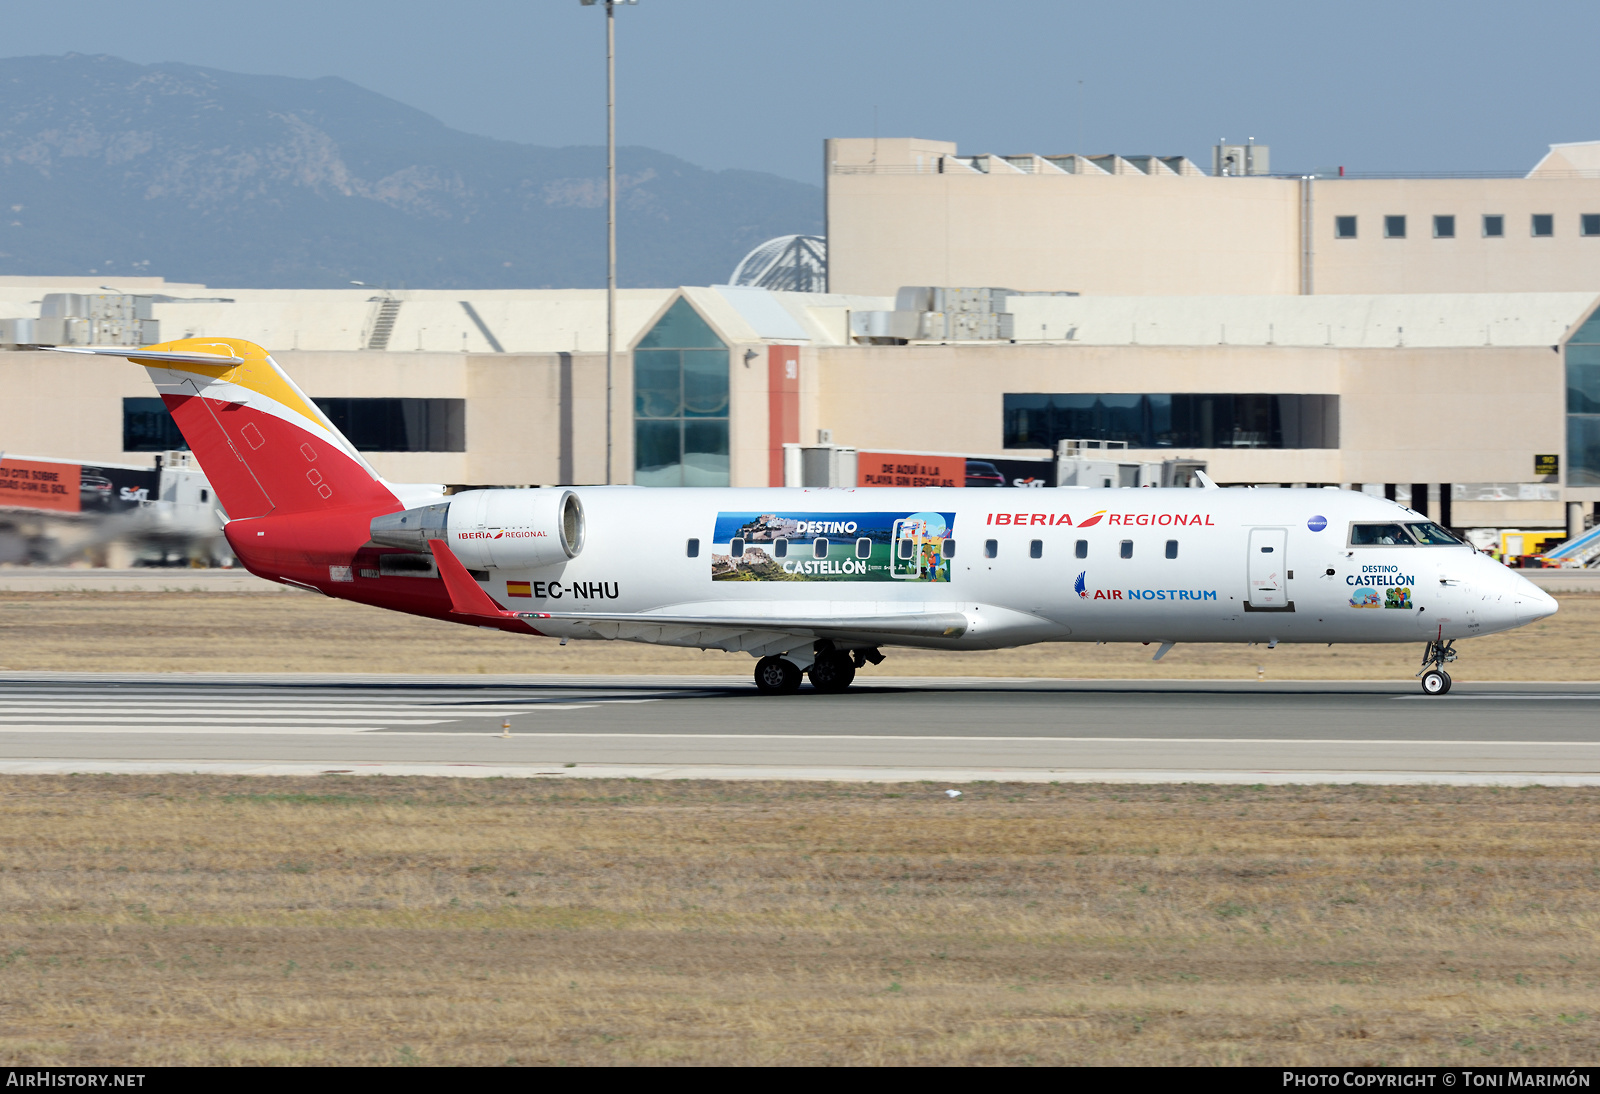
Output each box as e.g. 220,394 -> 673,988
987,510 -> 1214,528
507,581 -> 533,598
458,529 -> 549,540
1075,571 -> 1218,602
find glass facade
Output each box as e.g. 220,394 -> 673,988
123,397 -> 188,451
1567,310 -> 1600,487
1003,393 -> 1339,450
633,297 -> 730,486
316,398 -> 465,452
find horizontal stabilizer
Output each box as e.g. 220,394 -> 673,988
48,345 -> 246,366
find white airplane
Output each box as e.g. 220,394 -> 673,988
58,338 -> 1559,696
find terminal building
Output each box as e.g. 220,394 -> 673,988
2,138 -> 1599,552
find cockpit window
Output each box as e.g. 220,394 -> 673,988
1405,522 -> 1461,546
1349,522 -> 1416,546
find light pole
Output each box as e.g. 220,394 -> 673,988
581,0 -> 634,485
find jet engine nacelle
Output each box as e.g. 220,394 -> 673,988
370,489 -> 584,570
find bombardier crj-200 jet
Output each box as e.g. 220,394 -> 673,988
58,338 -> 1559,696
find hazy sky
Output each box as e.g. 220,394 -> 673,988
8,0 -> 1600,184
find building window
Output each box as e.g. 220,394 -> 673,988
315,398 -> 465,452
1483,215 -> 1505,237
1335,216 -> 1357,239
1532,214 -> 1555,237
633,298 -> 729,487
122,398 -> 188,452
1004,393 -> 1339,450
1567,308 -> 1600,487
1384,215 -> 1406,239
1433,215 -> 1455,238
1583,214 -> 1600,237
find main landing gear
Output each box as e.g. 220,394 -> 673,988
753,645 -> 883,695
1417,637 -> 1458,695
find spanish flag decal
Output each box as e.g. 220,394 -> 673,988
507,581 -> 532,598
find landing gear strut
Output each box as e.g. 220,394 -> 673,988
1417,638 -> 1457,695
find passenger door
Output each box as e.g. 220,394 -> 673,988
1248,528 -> 1288,609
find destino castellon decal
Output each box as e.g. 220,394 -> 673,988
711,511 -> 955,582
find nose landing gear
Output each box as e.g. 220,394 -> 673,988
1417,638 -> 1457,695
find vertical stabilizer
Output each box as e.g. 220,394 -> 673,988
133,337 -> 398,520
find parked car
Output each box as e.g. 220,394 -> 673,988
79,474 -> 114,511
964,460 -> 1006,488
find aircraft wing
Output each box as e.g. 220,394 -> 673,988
517,609 -> 967,657
523,609 -> 968,639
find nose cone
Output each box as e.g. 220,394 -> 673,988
1511,575 -> 1559,625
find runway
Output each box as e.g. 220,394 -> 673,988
0,672 -> 1597,784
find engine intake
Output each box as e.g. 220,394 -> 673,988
370,489 -> 584,570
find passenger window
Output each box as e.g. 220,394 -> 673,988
813,538 -> 829,559
773,538 -> 788,559
855,537 -> 871,559
1349,523 -> 1416,546
1075,539 -> 1088,559
897,538 -> 915,560
941,538 -> 956,559
1120,540 -> 1133,559
1405,522 -> 1461,546
1165,539 -> 1178,559
730,537 -> 745,556
984,539 -> 998,559
686,538 -> 699,558
1029,539 -> 1043,559
200,489 -> 209,503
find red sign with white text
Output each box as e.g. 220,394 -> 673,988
0,458 -> 81,513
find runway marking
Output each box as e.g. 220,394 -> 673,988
1392,694 -> 1599,701
0,728 -> 1587,748
0,688 -> 611,733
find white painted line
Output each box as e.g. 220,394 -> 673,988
225,730 -> 1595,747
1392,694 -> 1600,701
0,710 -> 569,716
0,725 -> 415,734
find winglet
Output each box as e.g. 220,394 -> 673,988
1193,470 -> 1220,490
428,538 -> 515,618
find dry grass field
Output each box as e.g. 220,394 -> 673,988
0,589 -> 1596,679
0,776 -> 1595,1066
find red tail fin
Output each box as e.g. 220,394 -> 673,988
134,337 -> 397,520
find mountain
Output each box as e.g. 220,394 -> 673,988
0,54 -> 822,289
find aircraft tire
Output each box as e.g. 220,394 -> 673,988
754,655 -> 802,695
1420,669 -> 1449,696
808,653 -> 857,694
